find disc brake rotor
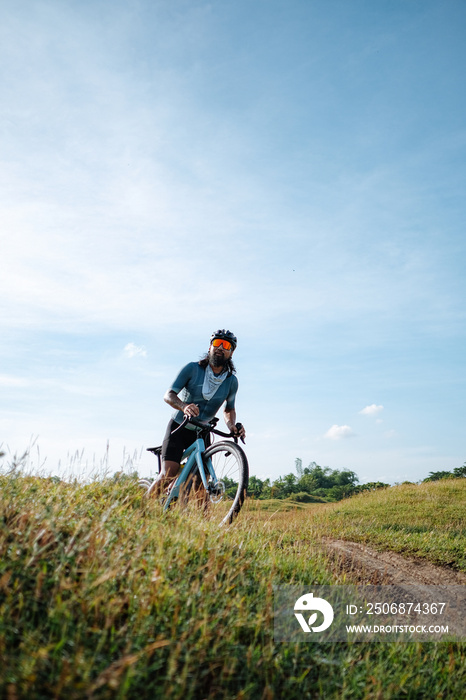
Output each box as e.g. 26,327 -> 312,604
208,480 -> 225,503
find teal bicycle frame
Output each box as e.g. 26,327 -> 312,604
163,434 -> 216,510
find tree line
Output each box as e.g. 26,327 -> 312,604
422,464 -> 466,482
246,459 -> 389,503
245,459 -> 466,503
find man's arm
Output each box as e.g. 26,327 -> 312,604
164,389 -> 199,417
224,407 -> 246,439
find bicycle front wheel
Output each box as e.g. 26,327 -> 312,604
203,441 -> 249,525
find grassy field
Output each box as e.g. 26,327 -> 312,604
0,473 -> 465,699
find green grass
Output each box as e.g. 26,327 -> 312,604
244,497 -> 319,512
0,473 -> 465,699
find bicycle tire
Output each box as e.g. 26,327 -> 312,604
138,478 -> 152,490
203,441 -> 249,525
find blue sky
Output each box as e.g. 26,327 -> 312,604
1,0 -> 465,484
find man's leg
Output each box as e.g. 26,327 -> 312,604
161,460 -> 181,479
146,459 -> 179,497
147,419 -> 195,498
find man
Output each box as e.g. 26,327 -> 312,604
159,329 -> 246,487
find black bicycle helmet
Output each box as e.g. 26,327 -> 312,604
210,329 -> 237,350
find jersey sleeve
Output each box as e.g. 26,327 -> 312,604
169,363 -> 195,394
225,375 -> 238,411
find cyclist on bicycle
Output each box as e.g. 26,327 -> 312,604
157,329 -> 246,488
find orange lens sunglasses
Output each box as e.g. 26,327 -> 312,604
212,338 -> 233,350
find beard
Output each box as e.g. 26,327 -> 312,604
209,348 -> 227,369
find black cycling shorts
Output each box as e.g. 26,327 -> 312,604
161,419 -> 211,464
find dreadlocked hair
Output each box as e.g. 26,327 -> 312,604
198,353 -> 236,375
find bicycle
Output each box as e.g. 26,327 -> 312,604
139,415 -> 249,525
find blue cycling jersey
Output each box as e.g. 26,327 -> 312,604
170,362 -> 238,426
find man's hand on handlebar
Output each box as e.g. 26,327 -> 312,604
183,403 -> 200,418
231,422 -> 246,443
176,413 -> 246,442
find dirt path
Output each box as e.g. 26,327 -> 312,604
323,538 -> 466,586
322,539 -> 466,638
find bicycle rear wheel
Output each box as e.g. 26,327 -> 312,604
203,441 -> 249,525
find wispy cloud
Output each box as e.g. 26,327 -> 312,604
324,425 -> 355,441
359,404 -> 384,416
123,343 -> 147,359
